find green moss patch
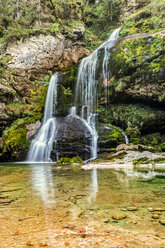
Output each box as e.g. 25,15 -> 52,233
120,0 -> 165,36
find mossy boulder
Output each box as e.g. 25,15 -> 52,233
70,156 -> 83,169
57,156 -> 83,169
57,157 -> 71,165
125,127 -> 141,144
70,156 -> 83,164
1,118 -> 30,161
141,133 -> 165,152
98,124 -> 125,151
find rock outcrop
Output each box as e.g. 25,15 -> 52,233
0,0 -> 165,161
7,34 -> 89,71
97,30 -> 165,150
51,115 -> 92,161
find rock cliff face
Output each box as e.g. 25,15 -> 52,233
0,0 -> 164,161
97,0 -> 165,151
7,34 -> 89,71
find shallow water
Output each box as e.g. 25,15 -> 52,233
0,163 -> 165,247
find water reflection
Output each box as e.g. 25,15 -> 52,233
121,168 -> 165,179
88,168 -> 98,202
30,163 -> 165,209
31,164 -> 55,206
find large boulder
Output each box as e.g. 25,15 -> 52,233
51,115 -> 92,161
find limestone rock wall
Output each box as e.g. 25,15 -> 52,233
7,34 -> 89,71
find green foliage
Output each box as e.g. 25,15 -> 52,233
120,0 -> 165,36
0,55 -> 12,72
57,156 -> 83,167
110,35 -> 164,79
110,103 -> 165,130
2,118 -> 29,157
49,23 -> 60,35
125,127 -> 141,144
142,133 -> 165,152
84,0 -> 122,39
108,35 -> 165,107
107,130 -> 124,143
57,157 -> 71,165
70,156 -> 83,164
2,26 -> 47,47
97,105 -> 113,123
83,29 -> 101,51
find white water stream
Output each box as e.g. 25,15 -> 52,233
73,28 -> 121,161
27,73 -> 59,162
27,29 -> 122,162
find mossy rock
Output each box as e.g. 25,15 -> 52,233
1,118 -> 30,161
70,156 -> 83,170
57,157 -> 71,165
142,133 -> 165,152
57,156 -> 83,167
120,0 -> 165,36
125,127 -> 141,141
133,156 -> 165,166
70,156 -> 83,164
133,157 -> 150,165
106,103 -> 165,137
106,151 -> 126,161
98,124 -> 125,149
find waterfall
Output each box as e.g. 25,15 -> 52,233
73,28 -> 121,161
104,125 -> 129,144
27,73 -> 59,162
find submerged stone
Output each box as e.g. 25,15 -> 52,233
148,207 -> 154,212
154,208 -> 165,212
127,207 -> 138,211
112,213 -> 127,220
159,219 -> 165,225
152,214 -> 159,219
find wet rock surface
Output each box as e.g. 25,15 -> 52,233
51,115 -> 92,161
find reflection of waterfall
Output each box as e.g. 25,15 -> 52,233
32,165 -> 55,206
27,74 -> 59,162
88,168 -> 98,202
73,28 -> 121,161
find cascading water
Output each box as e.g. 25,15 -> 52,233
73,28 -> 121,161
102,28 -> 121,103
104,125 -> 129,144
27,73 -> 59,162
27,28 -> 122,162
